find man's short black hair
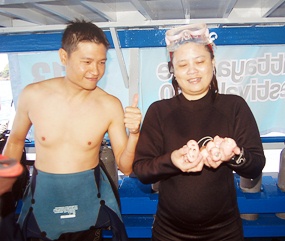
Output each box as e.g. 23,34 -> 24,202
61,19 -> 110,55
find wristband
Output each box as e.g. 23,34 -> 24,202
229,147 -> 245,166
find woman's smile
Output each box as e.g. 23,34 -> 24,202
187,77 -> 201,84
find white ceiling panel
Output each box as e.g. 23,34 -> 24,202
0,0 -> 285,34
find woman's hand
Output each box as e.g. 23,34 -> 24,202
171,140 -> 204,173
203,136 -> 240,168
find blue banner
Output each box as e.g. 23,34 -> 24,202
8,45 -> 285,140
140,46 -> 285,136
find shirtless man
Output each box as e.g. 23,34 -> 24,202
1,20 -> 141,240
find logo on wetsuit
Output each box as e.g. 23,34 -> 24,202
53,205 -> 78,219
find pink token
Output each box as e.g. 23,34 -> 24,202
186,140 -> 199,162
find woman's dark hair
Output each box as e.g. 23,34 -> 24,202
61,19 -> 110,55
170,44 -> 219,100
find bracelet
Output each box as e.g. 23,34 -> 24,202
229,147 -> 245,165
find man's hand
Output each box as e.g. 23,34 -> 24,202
124,94 -> 142,134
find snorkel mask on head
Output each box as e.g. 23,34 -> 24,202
166,23 -> 218,97
165,23 -> 213,53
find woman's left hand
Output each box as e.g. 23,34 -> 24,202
202,136 -> 240,168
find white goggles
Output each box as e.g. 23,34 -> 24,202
165,23 -> 213,52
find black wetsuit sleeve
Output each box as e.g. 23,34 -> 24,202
133,103 -> 181,184
224,96 -> 266,179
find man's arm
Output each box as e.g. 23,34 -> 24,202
108,94 -> 141,176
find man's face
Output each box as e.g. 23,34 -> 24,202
61,41 -> 107,90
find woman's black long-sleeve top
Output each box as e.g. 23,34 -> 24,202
133,91 -> 265,236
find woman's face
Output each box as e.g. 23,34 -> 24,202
172,42 -> 214,100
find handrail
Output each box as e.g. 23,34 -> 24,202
261,137 -> 285,144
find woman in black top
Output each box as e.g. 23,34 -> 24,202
133,23 -> 265,240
